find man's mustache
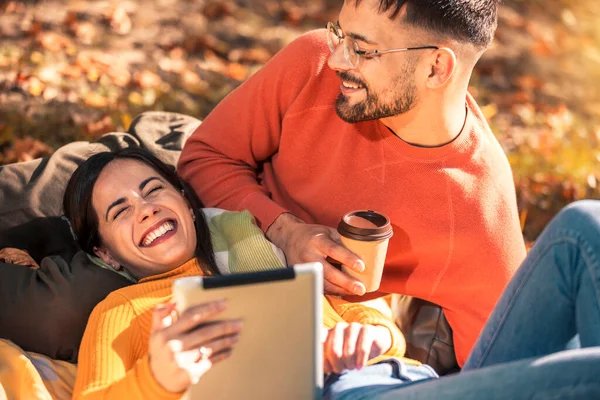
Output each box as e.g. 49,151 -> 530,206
336,71 -> 367,88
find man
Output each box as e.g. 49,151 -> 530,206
178,0 -> 526,366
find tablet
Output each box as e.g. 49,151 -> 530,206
172,262 -> 323,400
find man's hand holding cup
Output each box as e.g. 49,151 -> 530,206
266,211 -> 392,296
266,213 -> 367,296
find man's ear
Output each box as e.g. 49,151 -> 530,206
426,47 -> 456,89
93,246 -> 122,271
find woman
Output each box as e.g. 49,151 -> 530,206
325,200 -> 600,399
65,148 -> 424,399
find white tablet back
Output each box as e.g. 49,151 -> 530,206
173,262 -> 323,400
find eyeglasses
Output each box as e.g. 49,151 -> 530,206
326,22 -> 439,69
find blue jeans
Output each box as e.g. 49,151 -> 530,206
325,200 -> 600,399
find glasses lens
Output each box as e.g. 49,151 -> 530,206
326,23 -> 339,53
343,37 -> 360,68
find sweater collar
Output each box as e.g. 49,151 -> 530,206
138,258 -> 204,284
375,93 -> 484,162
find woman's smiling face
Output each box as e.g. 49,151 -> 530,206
91,159 -> 197,279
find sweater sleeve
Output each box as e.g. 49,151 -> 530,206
177,30 -> 329,231
73,294 -> 182,400
324,295 -> 407,360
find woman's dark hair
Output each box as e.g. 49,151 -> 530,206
63,148 -> 218,276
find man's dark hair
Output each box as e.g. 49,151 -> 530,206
354,0 -> 499,48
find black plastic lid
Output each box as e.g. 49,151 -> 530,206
337,210 -> 393,241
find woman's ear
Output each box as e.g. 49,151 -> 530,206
180,187 -> 193,207
93,246 -> 122,271
179,187 -> 196,220
426,47 -> 456,89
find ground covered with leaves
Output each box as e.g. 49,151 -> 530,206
1,0 -> 599,241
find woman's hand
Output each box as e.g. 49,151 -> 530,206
323,322 -> 392,374
148,300 -> 242,393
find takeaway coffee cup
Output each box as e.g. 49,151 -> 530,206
337,210 -> 393,293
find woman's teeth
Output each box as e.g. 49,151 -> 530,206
142,221 -> 175,246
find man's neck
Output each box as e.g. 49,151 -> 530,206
380,96 -> 467,147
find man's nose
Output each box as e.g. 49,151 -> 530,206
327,44 -> 352,72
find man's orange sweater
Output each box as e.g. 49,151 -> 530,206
178,30 -> 527,366
73,258 -> 406,399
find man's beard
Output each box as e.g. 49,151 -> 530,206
335,68 -> 418,123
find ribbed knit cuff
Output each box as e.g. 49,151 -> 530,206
239,191 -> 290,232
136,355 -> 185,400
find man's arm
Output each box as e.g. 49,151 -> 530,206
178,31 -> 365,296
178,32 -> 323,231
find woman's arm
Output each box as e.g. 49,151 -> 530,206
324,295 -> 407,362
74,296 -> 241,399
73,293 -> 182,400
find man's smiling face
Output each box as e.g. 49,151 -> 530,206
327,0 -> 426,123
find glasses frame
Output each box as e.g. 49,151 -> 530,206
327,22 -> 439,69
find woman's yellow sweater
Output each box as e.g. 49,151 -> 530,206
73,259 -> 406,399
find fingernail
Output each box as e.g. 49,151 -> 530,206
353,283 -> 365,296
168,339 -> 183,352
162,315 -> 173,326
354,260 -> 365,272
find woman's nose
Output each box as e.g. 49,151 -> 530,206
138,201 -> 160,223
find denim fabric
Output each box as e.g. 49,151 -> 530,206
323,359 -> 438,400
325,200 -> 600,399
464,200 -> 600,369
